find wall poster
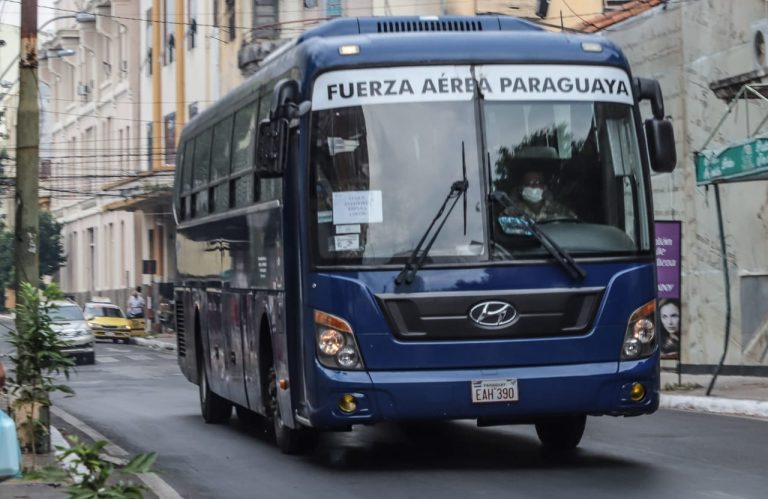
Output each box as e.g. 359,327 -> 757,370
655,221 -> 682,360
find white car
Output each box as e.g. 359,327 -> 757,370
50,300 -> 96,365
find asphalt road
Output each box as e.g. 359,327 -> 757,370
2,320 -> 767,499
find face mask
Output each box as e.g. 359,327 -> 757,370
522,187 -> 544,204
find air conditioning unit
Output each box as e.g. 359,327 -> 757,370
77,82 -> 91,96
752,19 -> 768,70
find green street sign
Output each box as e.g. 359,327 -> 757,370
695,136 -> 768,184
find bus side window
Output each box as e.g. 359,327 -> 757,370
256,92 -> 284,203
180,141 -> 194,219
232,102 -> 258,172
211,116 -> 234,212
193,128 -> 213,214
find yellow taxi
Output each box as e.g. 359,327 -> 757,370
84,299 -> 133,344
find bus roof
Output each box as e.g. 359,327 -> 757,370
180,16 -> 629,141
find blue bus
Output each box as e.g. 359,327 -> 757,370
173,16 -> 676,454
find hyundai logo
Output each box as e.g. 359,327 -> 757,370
468,301 -> 518,329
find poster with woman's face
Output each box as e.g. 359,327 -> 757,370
659,299 -> 681,359
655,222 -> 682,361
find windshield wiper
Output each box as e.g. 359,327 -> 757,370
395,178 -> 468,286
489,191 -> 587,280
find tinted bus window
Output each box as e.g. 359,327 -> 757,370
231,102 -> 257,172
182,141 -> 194,191
211,116 -> 234,180
193,128 -> 213,187
258,95 -> 271,122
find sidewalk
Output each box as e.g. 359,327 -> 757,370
660,371 -> 768,419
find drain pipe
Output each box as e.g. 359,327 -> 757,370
706,183 -> 732,396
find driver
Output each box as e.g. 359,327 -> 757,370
504,170 -> 576,223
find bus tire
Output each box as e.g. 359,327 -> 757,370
198,360 -> 231,424
535,415 -> 586,451
267,366 -> 317,454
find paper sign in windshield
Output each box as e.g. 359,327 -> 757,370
333,191 -> 383,225
312,65 -> 633,110
334,234 -> 360,252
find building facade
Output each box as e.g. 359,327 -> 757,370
581,0 -> 768,372
39,0 -> 145,308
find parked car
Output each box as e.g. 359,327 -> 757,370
84,299 -> 133,344
50,300 -> 96,365
0,359 -> 22,482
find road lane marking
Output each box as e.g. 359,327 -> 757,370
97,357 -> 119,363
126,354 -> 152,361
51,406 -> 184,499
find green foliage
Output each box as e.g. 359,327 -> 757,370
39,211 -> 67,278
0,223 -> 11,301
57,435 -> 156,499
6,282 -> 75,456
0,212 -> 67,297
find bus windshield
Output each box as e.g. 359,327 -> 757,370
310,66 -> 649,267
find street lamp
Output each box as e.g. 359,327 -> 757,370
40,48 -> 77,61
0,12 -> 96,83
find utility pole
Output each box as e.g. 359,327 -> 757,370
152,0 -> 162,171
15,0 -> 39,291
175,0 -> 186,145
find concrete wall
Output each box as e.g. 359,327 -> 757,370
607,1 -> 768,368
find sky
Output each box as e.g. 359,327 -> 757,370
0,0 -> 57,28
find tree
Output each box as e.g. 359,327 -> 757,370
0,212 -> 67,297
39,211 -> 66,277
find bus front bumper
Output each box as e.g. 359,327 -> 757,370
303,357 -> 659,429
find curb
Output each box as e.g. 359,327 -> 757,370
51,426 -> 89,479
131,337 -> 176,352
660,393 -> 768,419
52,406 -> 184,499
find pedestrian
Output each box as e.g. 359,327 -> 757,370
658,298 -> 681,360
127,287 -> 146,319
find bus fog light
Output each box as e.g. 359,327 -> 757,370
318,328 -> 344,356
623,338 -> 640,358
336,346 -> 359,368
630,382 -> 646,401
338,394 -> 357,413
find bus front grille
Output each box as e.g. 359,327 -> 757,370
375,288 -> 604,341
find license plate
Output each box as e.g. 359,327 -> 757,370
471,379 -> 519,404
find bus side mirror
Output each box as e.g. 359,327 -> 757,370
634,77 -> 676,172
645,118 -> 676,173
270,79 -> 311,121
634,77 -> 664,119
257,118 -> 287,176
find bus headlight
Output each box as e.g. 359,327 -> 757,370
318,328 -> 344,356
621,300 -> 657,360
314,310 -> 365,371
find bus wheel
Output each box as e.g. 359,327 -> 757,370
534,415 -> 586,451
198,360 -> 231,424
267,366 -> 317,454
